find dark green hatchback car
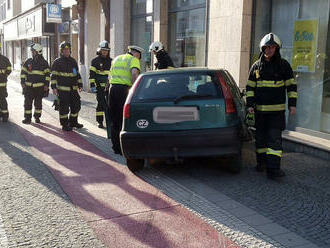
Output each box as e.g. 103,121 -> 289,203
120,68 -> 248,172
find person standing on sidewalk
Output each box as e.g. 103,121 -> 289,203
21,43 -> 50,124
0,44 -> 12,122
246,33 -> 297,180
89,40 -> 112,128
149,41 -> 174,70
108,45 -> 143,154
50,41 -> 83,131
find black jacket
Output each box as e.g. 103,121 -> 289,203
155,50 -> 174,69
246,52 -> 297,113
21,55 -> 50,87
50,56 -> 82,91
0,54 -> 12,85
89,55 -> 112,89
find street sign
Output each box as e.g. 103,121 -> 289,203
46,4 -> 62,23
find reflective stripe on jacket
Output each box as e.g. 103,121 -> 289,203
89,55 -> 112,88
246,56 -> 297,113
50,56 -> 82,90
20,56 -> 50,88
0,54 -> 12,85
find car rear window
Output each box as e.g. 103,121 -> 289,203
133,72 -> 223,101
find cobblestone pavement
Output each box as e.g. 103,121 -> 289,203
0,114 -> 105,247
3,76 -> 330,247
77,88 -> 329,248
74,83 -> 330,247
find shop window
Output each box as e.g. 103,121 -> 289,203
168,0 -> 206,67
131,0 -> 153,72
251,0 -> 330,134
169,0 -> 205,9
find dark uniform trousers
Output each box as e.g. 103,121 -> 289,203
108,84 -> 129,153
24,86 -> 43,119
0,88 -> 8,119
59,89 -> 81,126
96,87 -> 106,124
255,112 -> 285,171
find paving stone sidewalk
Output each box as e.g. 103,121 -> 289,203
1,77 -> 240,247
0,120 -> 105,247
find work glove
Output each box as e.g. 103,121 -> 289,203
52,97 -> 60,111
245,112 -> 255,127
91,86 -> 97,93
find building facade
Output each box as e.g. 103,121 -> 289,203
113,0 -> 329,135
2,0 -> 56,69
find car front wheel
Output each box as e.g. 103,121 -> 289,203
126,159 -> 144,172
228,153 -> 242,174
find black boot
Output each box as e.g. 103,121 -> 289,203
98,123 -> 104,128
35,117 -> 41,123
2,117 -> 8,122
255,163 -> 265,172
22,118 -> 31,124
70,122 -> 83,129
62,125 -> 73,131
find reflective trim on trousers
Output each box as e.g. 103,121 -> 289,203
266,148 -> 283,157
256,104 -> 286,112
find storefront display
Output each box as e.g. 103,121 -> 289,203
131,0 -> 153,72
168,0 -> 206,67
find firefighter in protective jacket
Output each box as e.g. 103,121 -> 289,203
246,33 -> 297,179
149,41 -> 174,70
51,41 -> 83,131
0,46 -> 12,122
89,40 -> 112,128
21,43 -> 50,124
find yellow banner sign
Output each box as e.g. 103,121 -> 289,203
291,19 -> 318,72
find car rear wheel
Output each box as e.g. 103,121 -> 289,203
126,159 -> 145,172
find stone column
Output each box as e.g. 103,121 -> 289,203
207,0 -> 253,88
77,0 -> 85,65
153,0 -> 168,49
110,0 -> 130,57
100,0 -> 110,42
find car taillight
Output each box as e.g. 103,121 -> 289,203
123,103 -> 130,119
217,73 -> 236,114
123,75 -> 143,119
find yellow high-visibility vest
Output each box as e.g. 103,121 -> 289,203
109,53 -> 140,87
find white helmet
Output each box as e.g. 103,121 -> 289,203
149,41 -> 163,53
128,45 -> 144,54
259,33 -> 282,52
31,43 -> 43,55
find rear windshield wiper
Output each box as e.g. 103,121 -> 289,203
174,94 -> 213,104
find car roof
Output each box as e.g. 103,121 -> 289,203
140,67 -> 225,76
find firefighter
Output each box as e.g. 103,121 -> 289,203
149,41 -> 174,69
0,44 -> 12,122
89,40 -> 112,128
246,33 -> 297,180
50,41 -> 83,131
21,43 -> 50,124
108,45 -> 144,155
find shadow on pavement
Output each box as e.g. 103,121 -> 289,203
0,122 -> 70,203
17,123 -> 195,248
